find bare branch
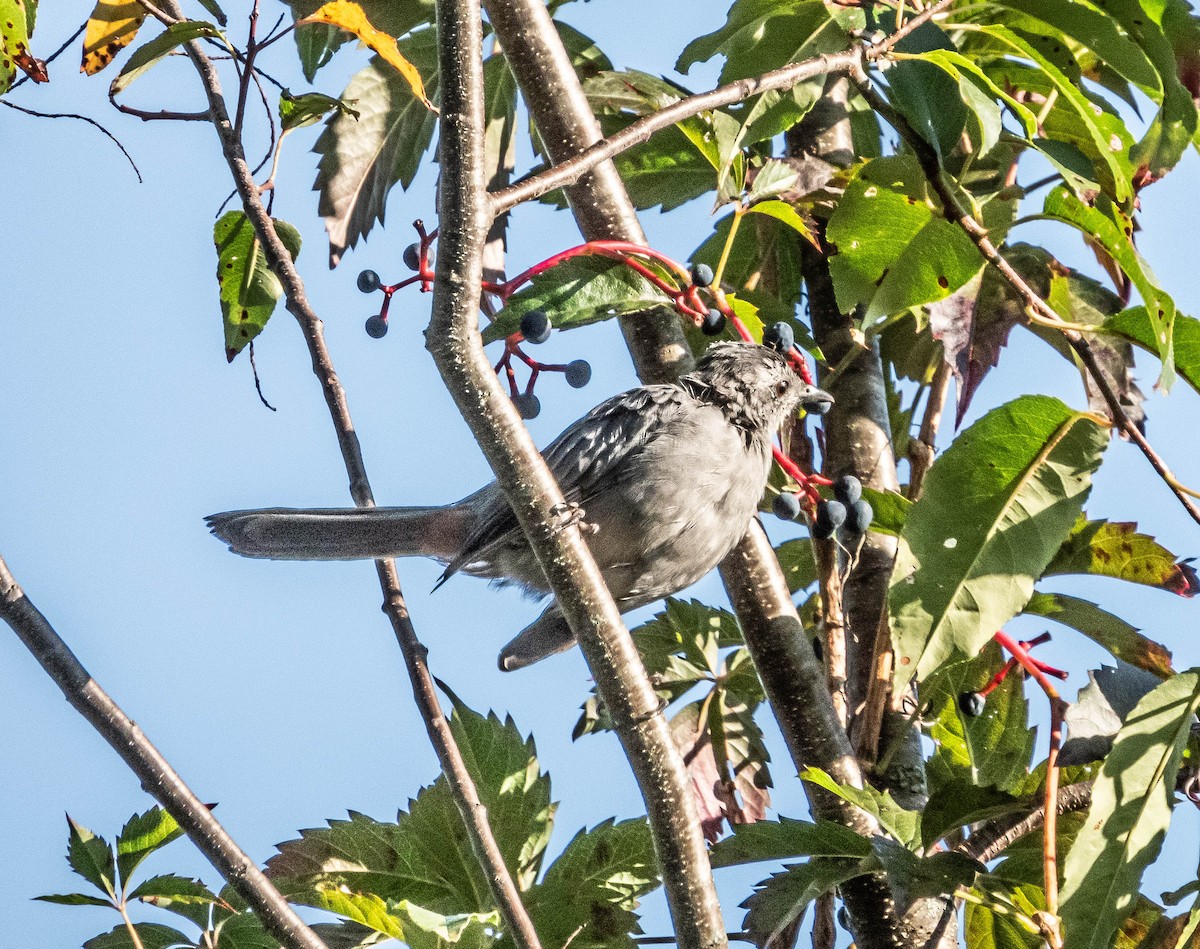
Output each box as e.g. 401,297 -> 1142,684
0,555 -> 330,949
0,99 -> 143,182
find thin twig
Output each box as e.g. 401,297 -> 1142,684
847,58 -> 1200,528
490,0 -> 952,214
907,357 -> 950,499
995,631 -> 1067,949
145,2 -> 545,945
0,555 -> 330,949
0,99 -> 144,182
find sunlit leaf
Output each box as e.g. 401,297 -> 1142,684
1106,307 -> 1200,396
108,21 -> 221,97
66,815 -> 116,898
213,212 -> 302,362
1043,186 -> 1176,388
1060,671 -> 1200,949
890,397 -> 1109,687
801,768 -> 920,849
1043,517 -> 1198,597
298,0 -> 434,109
80,0 -> 144,74
710,818 -> 872,867
279,90 -> 358,131
82,923 -> 193,949
116,807 -> 184,886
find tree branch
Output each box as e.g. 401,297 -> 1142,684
0,555 -> 331,949
431,3 -> 724,948
958,782 -> 1093,864
148,5 -> 543,945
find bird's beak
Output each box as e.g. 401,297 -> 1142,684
798,385 -> 835,413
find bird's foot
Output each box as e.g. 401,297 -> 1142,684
550,502 -> 597,535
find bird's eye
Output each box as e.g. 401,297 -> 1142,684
775,380 -> 790,396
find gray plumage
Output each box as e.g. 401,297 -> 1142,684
207,342 -> 831,670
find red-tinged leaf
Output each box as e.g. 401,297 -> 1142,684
1044,517 -> 1198,597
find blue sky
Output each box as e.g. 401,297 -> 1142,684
2,1 -> 1198,946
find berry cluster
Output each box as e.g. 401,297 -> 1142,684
355,229 -> 837,502
774,474 -> 873,542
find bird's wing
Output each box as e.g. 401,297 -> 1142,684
444,384 -> 687,577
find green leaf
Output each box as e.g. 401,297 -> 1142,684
483,257 -> 673,344
0,0 -> 42,92
116,807 -> 184,886
1043,186 -> 1176,388
709,818 -> 872,867
445,704 -> 554,890
826,156 -> 985,322
1092,0 -> 1198,177
108,21 -> 221,97
744,199 -> 813,244
130,874 -> 220,926
33,892 -> 114,907
677,0 -> 859,82
279,90 -> 358,131
890,396 -> 1109,688
885,59 -> 969,158
214,212 -> 302,362
83,923 -> 194,949
1060,671 -> 1200,949
1023,592 -> 1175,679
869,838 -> 983,902
923,641 -> 1035,802
973,25 -> 1133,201
800,768 -> 921,849
1106,307 -> 1200,396
271,706 -> 552,912
525,820 -> 658,949
66,815 -> 117,898
920,780 -> 1026,850
213,908 -> 281,949
313,30 -> 440,267
742,858 -> 866,948
963,882 -> 1045,949
774,539 -> 817,593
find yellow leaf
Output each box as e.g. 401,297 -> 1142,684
81,0 -> 146,75
297,0 -> 435,112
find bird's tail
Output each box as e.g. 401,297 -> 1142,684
205,506 -> 471,561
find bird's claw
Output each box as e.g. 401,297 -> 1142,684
550,502 -> 597,535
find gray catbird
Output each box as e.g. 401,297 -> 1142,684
207,342 -> 832,670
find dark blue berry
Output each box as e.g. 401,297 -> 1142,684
364,315 -> 388,338
773,492 -> 802,521
959,691 -> 986,717
763,321 -> 795,353
357,269 -> 381,293
513,392 -> 541,419
690,263 -> 714,287
564,359 -> 592,389
521,310 -> 552,344
834,474 -> 862,506
701,311 -> 726,336
844,499 -> 873,535
813,500 -> 846,540
403,243 -> 422,271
